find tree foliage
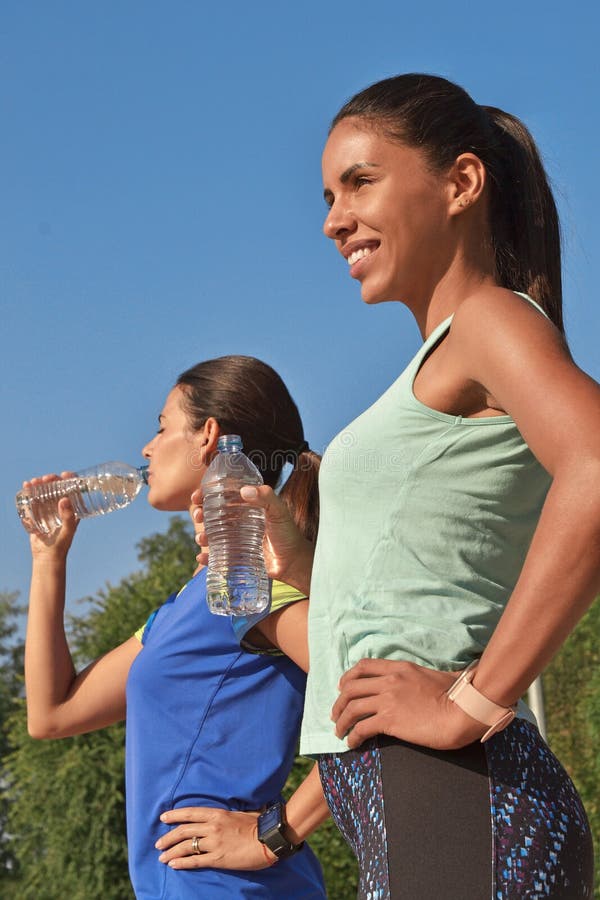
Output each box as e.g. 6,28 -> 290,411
0,591 -> 25,892
284,757 -> 358,898
544,596 -> 600,898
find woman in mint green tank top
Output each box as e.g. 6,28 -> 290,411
195,75 -> 597,897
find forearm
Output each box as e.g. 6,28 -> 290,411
284,762 -> 330,845
25,557 -> 135,738
25,557 -> 77,736
475,462 -> 600,706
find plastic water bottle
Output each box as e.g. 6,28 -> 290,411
202,435 -> 269,616
16,461 -> 149,535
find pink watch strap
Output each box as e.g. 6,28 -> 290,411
447,661 -> 517,742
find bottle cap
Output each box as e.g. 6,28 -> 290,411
217,435 -> 243,452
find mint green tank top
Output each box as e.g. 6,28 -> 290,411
300,295 -> 552,756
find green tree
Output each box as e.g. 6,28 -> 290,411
0,591 -> 25,895
284,756 -> 358,899
544,596 -> 600,899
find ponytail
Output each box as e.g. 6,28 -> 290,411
279,449 -> 321,543
482,107 -> 563,331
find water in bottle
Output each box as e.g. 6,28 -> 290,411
16,461 -> 149,535
202,434 -> 269,616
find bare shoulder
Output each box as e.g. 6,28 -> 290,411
446,288 -> 600,448
449,287 -> 570,376
453,287 -> 563,344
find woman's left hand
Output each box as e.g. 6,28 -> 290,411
155,807 -> 276,870
331,659 -> 486,750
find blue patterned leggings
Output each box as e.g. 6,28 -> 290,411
317,721 -> 594,899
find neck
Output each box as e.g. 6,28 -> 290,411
409,229 -> 497,338
413,269 -> 498,339
407,204 -> 498,338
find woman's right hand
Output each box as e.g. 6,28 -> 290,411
24,473 -> 79,561
190,486 -> 314,595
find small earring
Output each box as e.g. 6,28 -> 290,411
457,197 -> 471,208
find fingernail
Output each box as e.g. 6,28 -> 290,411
155,840 -> 162,849
240,486 -> 258,500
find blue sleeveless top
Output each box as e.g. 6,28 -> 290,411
126,568 -> 325,898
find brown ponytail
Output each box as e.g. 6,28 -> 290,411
480,106 -> 562,331
331,74 -> 564,332
279,449 -> 320,543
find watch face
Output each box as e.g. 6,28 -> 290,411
259,804 -> 283,836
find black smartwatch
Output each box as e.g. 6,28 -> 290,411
257,801 -> 304,861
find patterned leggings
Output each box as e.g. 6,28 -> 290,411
317,721 -> 594,899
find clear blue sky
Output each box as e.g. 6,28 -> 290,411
2,1 -> 598,618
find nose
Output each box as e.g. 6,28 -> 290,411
142,437 -> 154,459
323,202 -> 356,240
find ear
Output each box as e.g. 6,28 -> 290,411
199,416 -> 221,461
447,153 -> 487,215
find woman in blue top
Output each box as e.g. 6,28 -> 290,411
186,75 -> 598,898
23,355 -> 327,899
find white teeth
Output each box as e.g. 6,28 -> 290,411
347,246 -> 373,266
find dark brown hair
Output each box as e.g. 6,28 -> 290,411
331,73 -> 563,332
176,355 -> 320,541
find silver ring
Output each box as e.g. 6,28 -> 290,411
191,835 -> 201,855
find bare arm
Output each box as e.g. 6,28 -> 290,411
246,598 -> 310,672
24,482 -> 141,739
253,598 -> 330,839
457,290 -> 600,705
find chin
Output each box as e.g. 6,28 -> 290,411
153,501 -> 185,513
359,278 -> 399,306
360,289 -> 397,306
147,493 -> 169,511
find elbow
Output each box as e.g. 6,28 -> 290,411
27,713 -> 61,741
28,724 -> 51,741
27,720 -> 52,741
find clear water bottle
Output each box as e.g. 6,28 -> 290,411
202,434 -> 269,616
16,461 -> 149,535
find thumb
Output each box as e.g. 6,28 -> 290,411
239,485 -> 291,522
239,484 -> 275,506
57,497 -> 77,527
240,484 -> 291,522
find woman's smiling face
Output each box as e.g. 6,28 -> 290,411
322,118 -> 453,307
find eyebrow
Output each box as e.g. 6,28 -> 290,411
323,161 -> 381,201
340,161 -> 380,183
